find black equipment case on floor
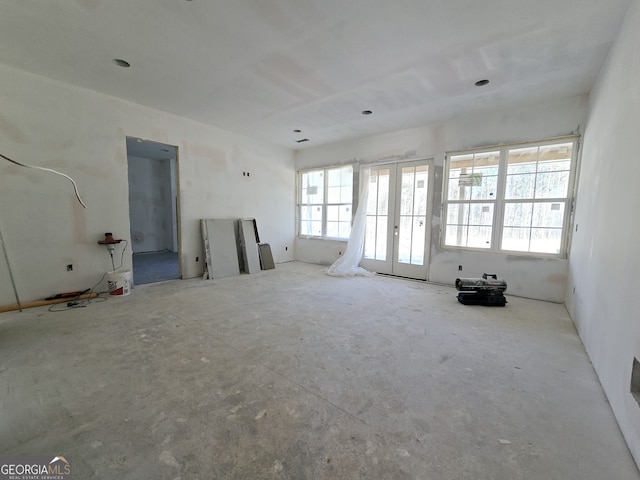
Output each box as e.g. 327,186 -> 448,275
455,273 -> 508,306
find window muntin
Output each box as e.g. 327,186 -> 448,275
299,165 -> 353,239
443,139 -> 577,256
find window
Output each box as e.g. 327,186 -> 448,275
443,139 -> 578,256
299,165 -> 353,239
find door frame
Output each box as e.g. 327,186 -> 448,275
360,158 -> 435,280
125,137 -> 182,281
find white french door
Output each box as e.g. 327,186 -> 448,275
360,160 -> 433,279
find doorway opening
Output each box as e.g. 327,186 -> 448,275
126,137 -> 180,285
360,159 -> 434,280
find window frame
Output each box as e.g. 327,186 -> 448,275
441,137 -> 579,258
297,164 -> 354,240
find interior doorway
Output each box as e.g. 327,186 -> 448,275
360,159 -> 434,280
126,137 -> 180,285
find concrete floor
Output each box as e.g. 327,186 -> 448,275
0,261 -> 638,479
132,250 -> 179,285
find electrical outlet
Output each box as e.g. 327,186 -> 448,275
458,265 -> 462,271
196,256 -> 199,262
67,264 -> 73,271
285,246 -> 288,251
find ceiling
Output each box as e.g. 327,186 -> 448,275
0,0 -> 632,150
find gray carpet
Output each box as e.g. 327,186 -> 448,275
132,250 -> 179,285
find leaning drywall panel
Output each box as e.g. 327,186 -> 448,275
0,62 -> 295,305
239,218 -> 261,274
201,219 -> 240,279
258,244 -> 275,270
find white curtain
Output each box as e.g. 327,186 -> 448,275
327,165 -> 374,277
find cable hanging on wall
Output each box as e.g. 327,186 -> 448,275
0,152 -> 88,311
0,153 -> 87,208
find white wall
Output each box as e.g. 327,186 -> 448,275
567,0 -> 640,465
127,155 -> 175,254
296,95 -> 588,302
0,64 -> 295,305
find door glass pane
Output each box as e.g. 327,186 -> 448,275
367,174 -> 378,215
398,164 -> 428,266
397,216 -> 412,264
400,167 -> 415,216
410,216 -> 426,265
364,216 -> 377,259
375,216 -> 387,260
414,166 -> 429,216
364,168 -> 390,261
377,170 -> 390,215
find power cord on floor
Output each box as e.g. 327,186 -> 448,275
48,240 -> 131,312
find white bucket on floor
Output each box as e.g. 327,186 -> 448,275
107,270 -> 132,296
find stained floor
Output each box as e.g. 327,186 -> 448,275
0,262 -> 638,479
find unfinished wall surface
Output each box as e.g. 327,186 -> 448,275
567,0 -> 640,465
296,95 -> 588,302
0,64 -> 295,305
127,156 -> 175,254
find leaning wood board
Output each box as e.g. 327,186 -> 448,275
0,293 -> 99,313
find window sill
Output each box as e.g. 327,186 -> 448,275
438,244 -> 567,260
298,236 -> 349,242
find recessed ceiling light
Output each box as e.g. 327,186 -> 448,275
475,79 -> 490,87
362,110 -> 373,115
113,58 -> 131,68
293,129 -> 302,133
